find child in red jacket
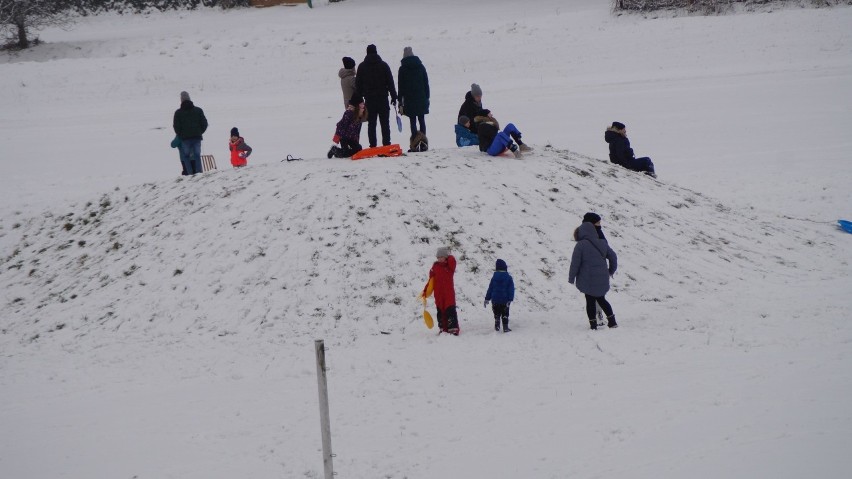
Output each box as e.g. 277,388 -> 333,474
424,246 -> 459,335
229,127 -> 252,168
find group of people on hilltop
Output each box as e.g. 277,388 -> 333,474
330,44 -> 430,158
455,83 -> 533,159
422,212 -> 619,335
173,42 -> 656,178
171,91 -> 251,175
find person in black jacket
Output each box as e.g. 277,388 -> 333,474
604,121 -> 656,177
173,91 -> 208,175
397,46 -> 430,140
458,83 -> 484,134
356,44 -> 398,148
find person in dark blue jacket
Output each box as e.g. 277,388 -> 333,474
455,116 -> 479,147
604,121 -> 656,177
568,213 -> 618,330
484,259 -> 515,332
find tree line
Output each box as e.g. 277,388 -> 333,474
1,0 -> 249,49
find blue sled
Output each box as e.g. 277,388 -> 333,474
839,220 -> 852,234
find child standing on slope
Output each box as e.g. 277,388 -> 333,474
568,213 -> 618,330
229,127 -> 252,168
484,259 -> 515,332
424,246 -> 460,335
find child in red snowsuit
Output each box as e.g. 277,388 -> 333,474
424,246 -> 459,335
229,127 -> 252,168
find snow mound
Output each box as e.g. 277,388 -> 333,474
0,147 -> 836,346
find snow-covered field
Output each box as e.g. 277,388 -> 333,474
1,1 -> 851,477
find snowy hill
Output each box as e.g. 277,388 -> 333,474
1,147 -> 835,343
2,147 -> 850,477
2,0 -> 851,477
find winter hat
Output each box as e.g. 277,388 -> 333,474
230,127 -> 239,138
495,259 -> 508,271
470,83 -> 482,97
342,56 -> 355,69
582,212 -> 602,224
458,115 -> 470,126
436,246 -> 450,258
180,91 -> 191,102
612,121 -> 626,130
403,46 -> 413,58
366,44 -> 377,55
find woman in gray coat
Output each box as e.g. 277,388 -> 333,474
568,213 -> 618,330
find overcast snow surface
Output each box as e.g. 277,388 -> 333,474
1,1 -> 851,478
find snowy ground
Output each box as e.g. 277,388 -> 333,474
1,1 -> 851,478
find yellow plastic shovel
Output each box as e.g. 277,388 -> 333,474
418,278 -> 435,329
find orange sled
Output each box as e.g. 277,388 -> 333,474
351,144 -> 404,160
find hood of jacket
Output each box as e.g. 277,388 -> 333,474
577,222 -> 608,256
362,52 -> 384,65
338,67 -> 355,79
400,55 -> 423,69
604,128 -> 623,144
464,90 -> 481,107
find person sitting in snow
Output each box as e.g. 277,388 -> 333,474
423,246 -> 460,335
484,259 -> 515,332
458,83 -> 484,134
455,116 -> 479,147
568,213 -> 618,330
474,110 -> 531,159
604,121 -> 656,178
228,127 -> 252,168
458,82 -> 532,154
328,96 -> 368,158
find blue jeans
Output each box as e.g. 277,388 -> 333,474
486,123 -> 522,156
180,139 -> 203,175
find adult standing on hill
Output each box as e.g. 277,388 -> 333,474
173,91 -> 208,175
356,44 -> 398,148
568,213 -> 618,330
397,46 -> 430,140
339,56 -> 357,108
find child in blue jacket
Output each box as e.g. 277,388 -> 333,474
455,116 -> 479,147
484,259 -> 515,332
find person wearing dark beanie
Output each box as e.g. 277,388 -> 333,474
355,43 -> 398,147
605,121 -> 656,178
228,126 -> 252,168
339,56 -> 357,108
569,216 -> 618,330
484,258 -> 515,332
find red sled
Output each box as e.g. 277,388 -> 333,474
351,144 -> 404,161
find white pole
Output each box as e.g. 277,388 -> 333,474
315,339 -> 334,479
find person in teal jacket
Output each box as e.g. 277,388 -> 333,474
455,116 -> 479,147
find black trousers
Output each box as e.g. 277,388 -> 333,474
584,294 -> 613,321
436,305 -> 459,331
408,114 -> 426,137
336,138 -> 362,158
366,103 -> 391,147
492,303 -> 510,323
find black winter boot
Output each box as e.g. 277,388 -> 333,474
502,318 -> 511,332
589,320 -> 597,330
495,318 -> 500,332
607,315 -> 618,328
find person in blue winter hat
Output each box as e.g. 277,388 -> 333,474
484,259 -> 515,332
